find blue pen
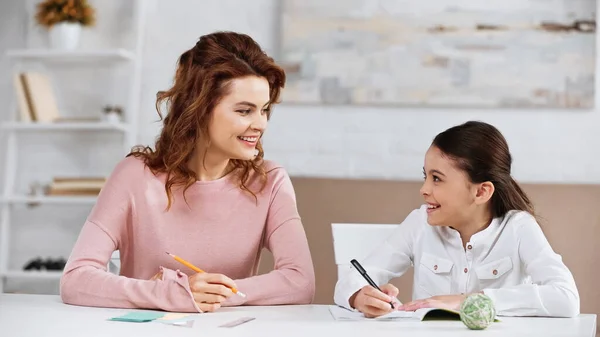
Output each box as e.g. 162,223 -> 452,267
350,259 -> 395,309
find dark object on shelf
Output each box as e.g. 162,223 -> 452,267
22,257 -> 67,271
103,104 -> 124,115
47,257 -> 67,270
23,257 -> 44,270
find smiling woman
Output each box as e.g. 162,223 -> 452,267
59,31 -> 315,313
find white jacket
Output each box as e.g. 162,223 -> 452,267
333,205 -> 580,317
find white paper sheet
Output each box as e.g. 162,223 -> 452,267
328,305 -> 416,321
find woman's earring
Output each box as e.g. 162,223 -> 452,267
253,149 -> 259,157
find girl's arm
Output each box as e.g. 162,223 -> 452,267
483,214 -> 580,317
333,208 -> 423,310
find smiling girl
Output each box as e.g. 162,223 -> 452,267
334,121 -> 579,318
60,31 -> 315,313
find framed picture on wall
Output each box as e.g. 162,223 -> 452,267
279,0 -> 596,108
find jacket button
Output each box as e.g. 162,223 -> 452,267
464,268 -> 468,273
467,244 -> 472,250
433,264 -> 438,271
493,269 -> 498,275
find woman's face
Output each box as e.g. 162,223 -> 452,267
207,75 -> 271,161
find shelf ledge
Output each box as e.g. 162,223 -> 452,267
0,122 -> 129,132
0,196 -> 98,205
5,49 -> 136,63
1,270 -> 62,280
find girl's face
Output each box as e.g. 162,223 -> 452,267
207,75 -> 271,161
420,146 -> 483,228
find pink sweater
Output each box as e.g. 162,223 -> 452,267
60,156 -> 315,312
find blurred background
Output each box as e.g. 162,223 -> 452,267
0,0 -> 598,330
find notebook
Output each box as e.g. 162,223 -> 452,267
329,305 -> 461,321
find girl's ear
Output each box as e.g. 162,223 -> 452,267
474,181 -> 494,205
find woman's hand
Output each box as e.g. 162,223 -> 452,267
397,294 -> 468,312
350,284 -> 400,318
188,273 -> 238,312
149,270 -> 163,280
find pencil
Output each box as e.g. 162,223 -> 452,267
165,252 -> 246,297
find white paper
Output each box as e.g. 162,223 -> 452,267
328,305 -> 417,321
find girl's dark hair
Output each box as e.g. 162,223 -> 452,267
128,31 -> 286,210
432,121 -> 534,218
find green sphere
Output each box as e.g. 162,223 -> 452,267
459,293 -> 496,330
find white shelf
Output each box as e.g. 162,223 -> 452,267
0,121 -> 129,132
6,48 -> 135,63
0,195 -> 97,205
1,270 -> 62,280
0,0 -> 145,294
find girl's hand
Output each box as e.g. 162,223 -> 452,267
350,283 -> 401,318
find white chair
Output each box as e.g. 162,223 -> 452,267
331,223 -> 399,280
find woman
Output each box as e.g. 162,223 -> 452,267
334,121 -> 579,318
60,31 -> 315,313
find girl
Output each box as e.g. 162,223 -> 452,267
334,121 -> 579,318
60,31 -> 315,313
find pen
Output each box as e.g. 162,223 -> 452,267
166,252 -> 246,297
350,259 -> 394,309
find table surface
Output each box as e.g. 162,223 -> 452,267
0,294 -> 596,337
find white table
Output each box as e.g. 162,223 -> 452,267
0,294 -> 596,337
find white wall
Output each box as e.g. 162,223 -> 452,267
137,0 -> 599,184
0,0 -> 598,293
5,0 -> 600,188
13,0 -> 595,184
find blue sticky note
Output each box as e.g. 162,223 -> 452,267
109,311 -> 166,322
